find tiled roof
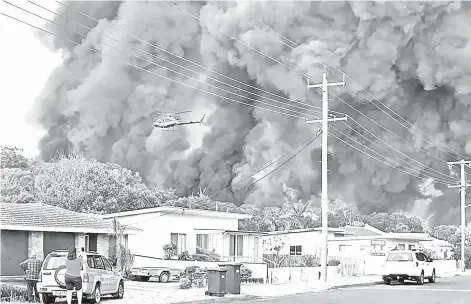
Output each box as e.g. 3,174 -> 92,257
343,226 -> 383,236
0,203 -> 140,233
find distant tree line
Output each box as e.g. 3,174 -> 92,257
0,146 -> 444,234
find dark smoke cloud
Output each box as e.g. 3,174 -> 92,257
31,1 -> 471,225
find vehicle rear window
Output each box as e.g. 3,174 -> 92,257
43,254 -> 66,269
387,253 -> 413,261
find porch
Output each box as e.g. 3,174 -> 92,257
194,229 -> 266,263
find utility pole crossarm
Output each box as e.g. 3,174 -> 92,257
447,160 -> 471,165
305,116 -> 348,124
448,184 -> 471,189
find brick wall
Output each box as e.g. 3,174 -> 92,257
28,231 -> 44,259
97,234 -> 109,257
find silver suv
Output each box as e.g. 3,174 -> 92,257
37,250 -> 124,304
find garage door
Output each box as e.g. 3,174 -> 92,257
43,232 -> 75,258
1,230 -> 28,276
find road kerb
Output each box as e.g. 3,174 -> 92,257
326,280 -> 383,291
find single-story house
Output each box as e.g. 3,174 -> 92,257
328,225 -> 433,274
420,237 -> 454,259
0,203 -> 140,276
263,227 -> 347,257
329,225 -> 433,258
101,207 -> 266,263
262,224 -> 433,273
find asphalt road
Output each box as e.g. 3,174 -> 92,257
236,275 -> 471,304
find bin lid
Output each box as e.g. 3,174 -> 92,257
206,266 -> 228,272
218,262 -> 243,267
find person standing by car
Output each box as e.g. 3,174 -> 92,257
20,254 -> 42,303
64,246 -> 86,304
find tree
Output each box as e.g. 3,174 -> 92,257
0,168 -> 35,203
429,225 -> 459,243
361,212 -> 424,233
0,146 -> 31,169
33,153 -> 160,213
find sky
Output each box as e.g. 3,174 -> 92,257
0,0 -> 62,157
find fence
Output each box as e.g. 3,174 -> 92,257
433,260 -> 458,276
267,266 -> 340,284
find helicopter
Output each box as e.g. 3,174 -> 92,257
152,110 -> 205,130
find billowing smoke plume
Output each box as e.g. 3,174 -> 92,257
31,1 -> 471,225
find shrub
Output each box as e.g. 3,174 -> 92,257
301,254 -> 320,267
178,251 -> 191,261
1,282 -> 28,302
178,266 -> 208,289
327,259 -> 341,266
162,243 -> 177,259
240,265 -> 252,279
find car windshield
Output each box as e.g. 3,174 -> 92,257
386,252 -> 413,261
43,254 -> 67,270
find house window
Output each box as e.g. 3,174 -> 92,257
408,244 -> 415,250
170,233 -> 187,254
196,234 -> 209,253
397,244 -> 405,250
229,235 -> 244,257
85,234 -> 98,252
290,245 -> 302,255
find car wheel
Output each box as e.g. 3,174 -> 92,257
140,276 -> 150,282
384,278 -> 391,285
417,272 -> 425,285
428,270 -> 436,283
113,281 -> 125,299
160,272 -> 170,283
41,294 -> 56,304
398,279 -> 405,284
89,284 -> 101,304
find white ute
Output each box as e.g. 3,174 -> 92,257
382,249 -> 436,285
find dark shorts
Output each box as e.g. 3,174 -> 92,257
64,274 -> 82,291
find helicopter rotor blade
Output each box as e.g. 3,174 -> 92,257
171,110 -> 192,115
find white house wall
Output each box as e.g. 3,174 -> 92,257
263,231 -> 338,256
113,212 -> 239,258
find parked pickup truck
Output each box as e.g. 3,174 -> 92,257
130,267 -> 181,283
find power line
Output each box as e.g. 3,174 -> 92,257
328,124 -> 454,185
246,129 -> 322,188
333,94 -> 460,172
24,1 -> 327,119
228,2 -> 467,164
117,129 -> 322,226
340,121 -> 458,184
0,11 -> 305,120
52,0 -> 345,117
166,0 -> 310,79
191,128 -> 322,205
21,1 -> 318,119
